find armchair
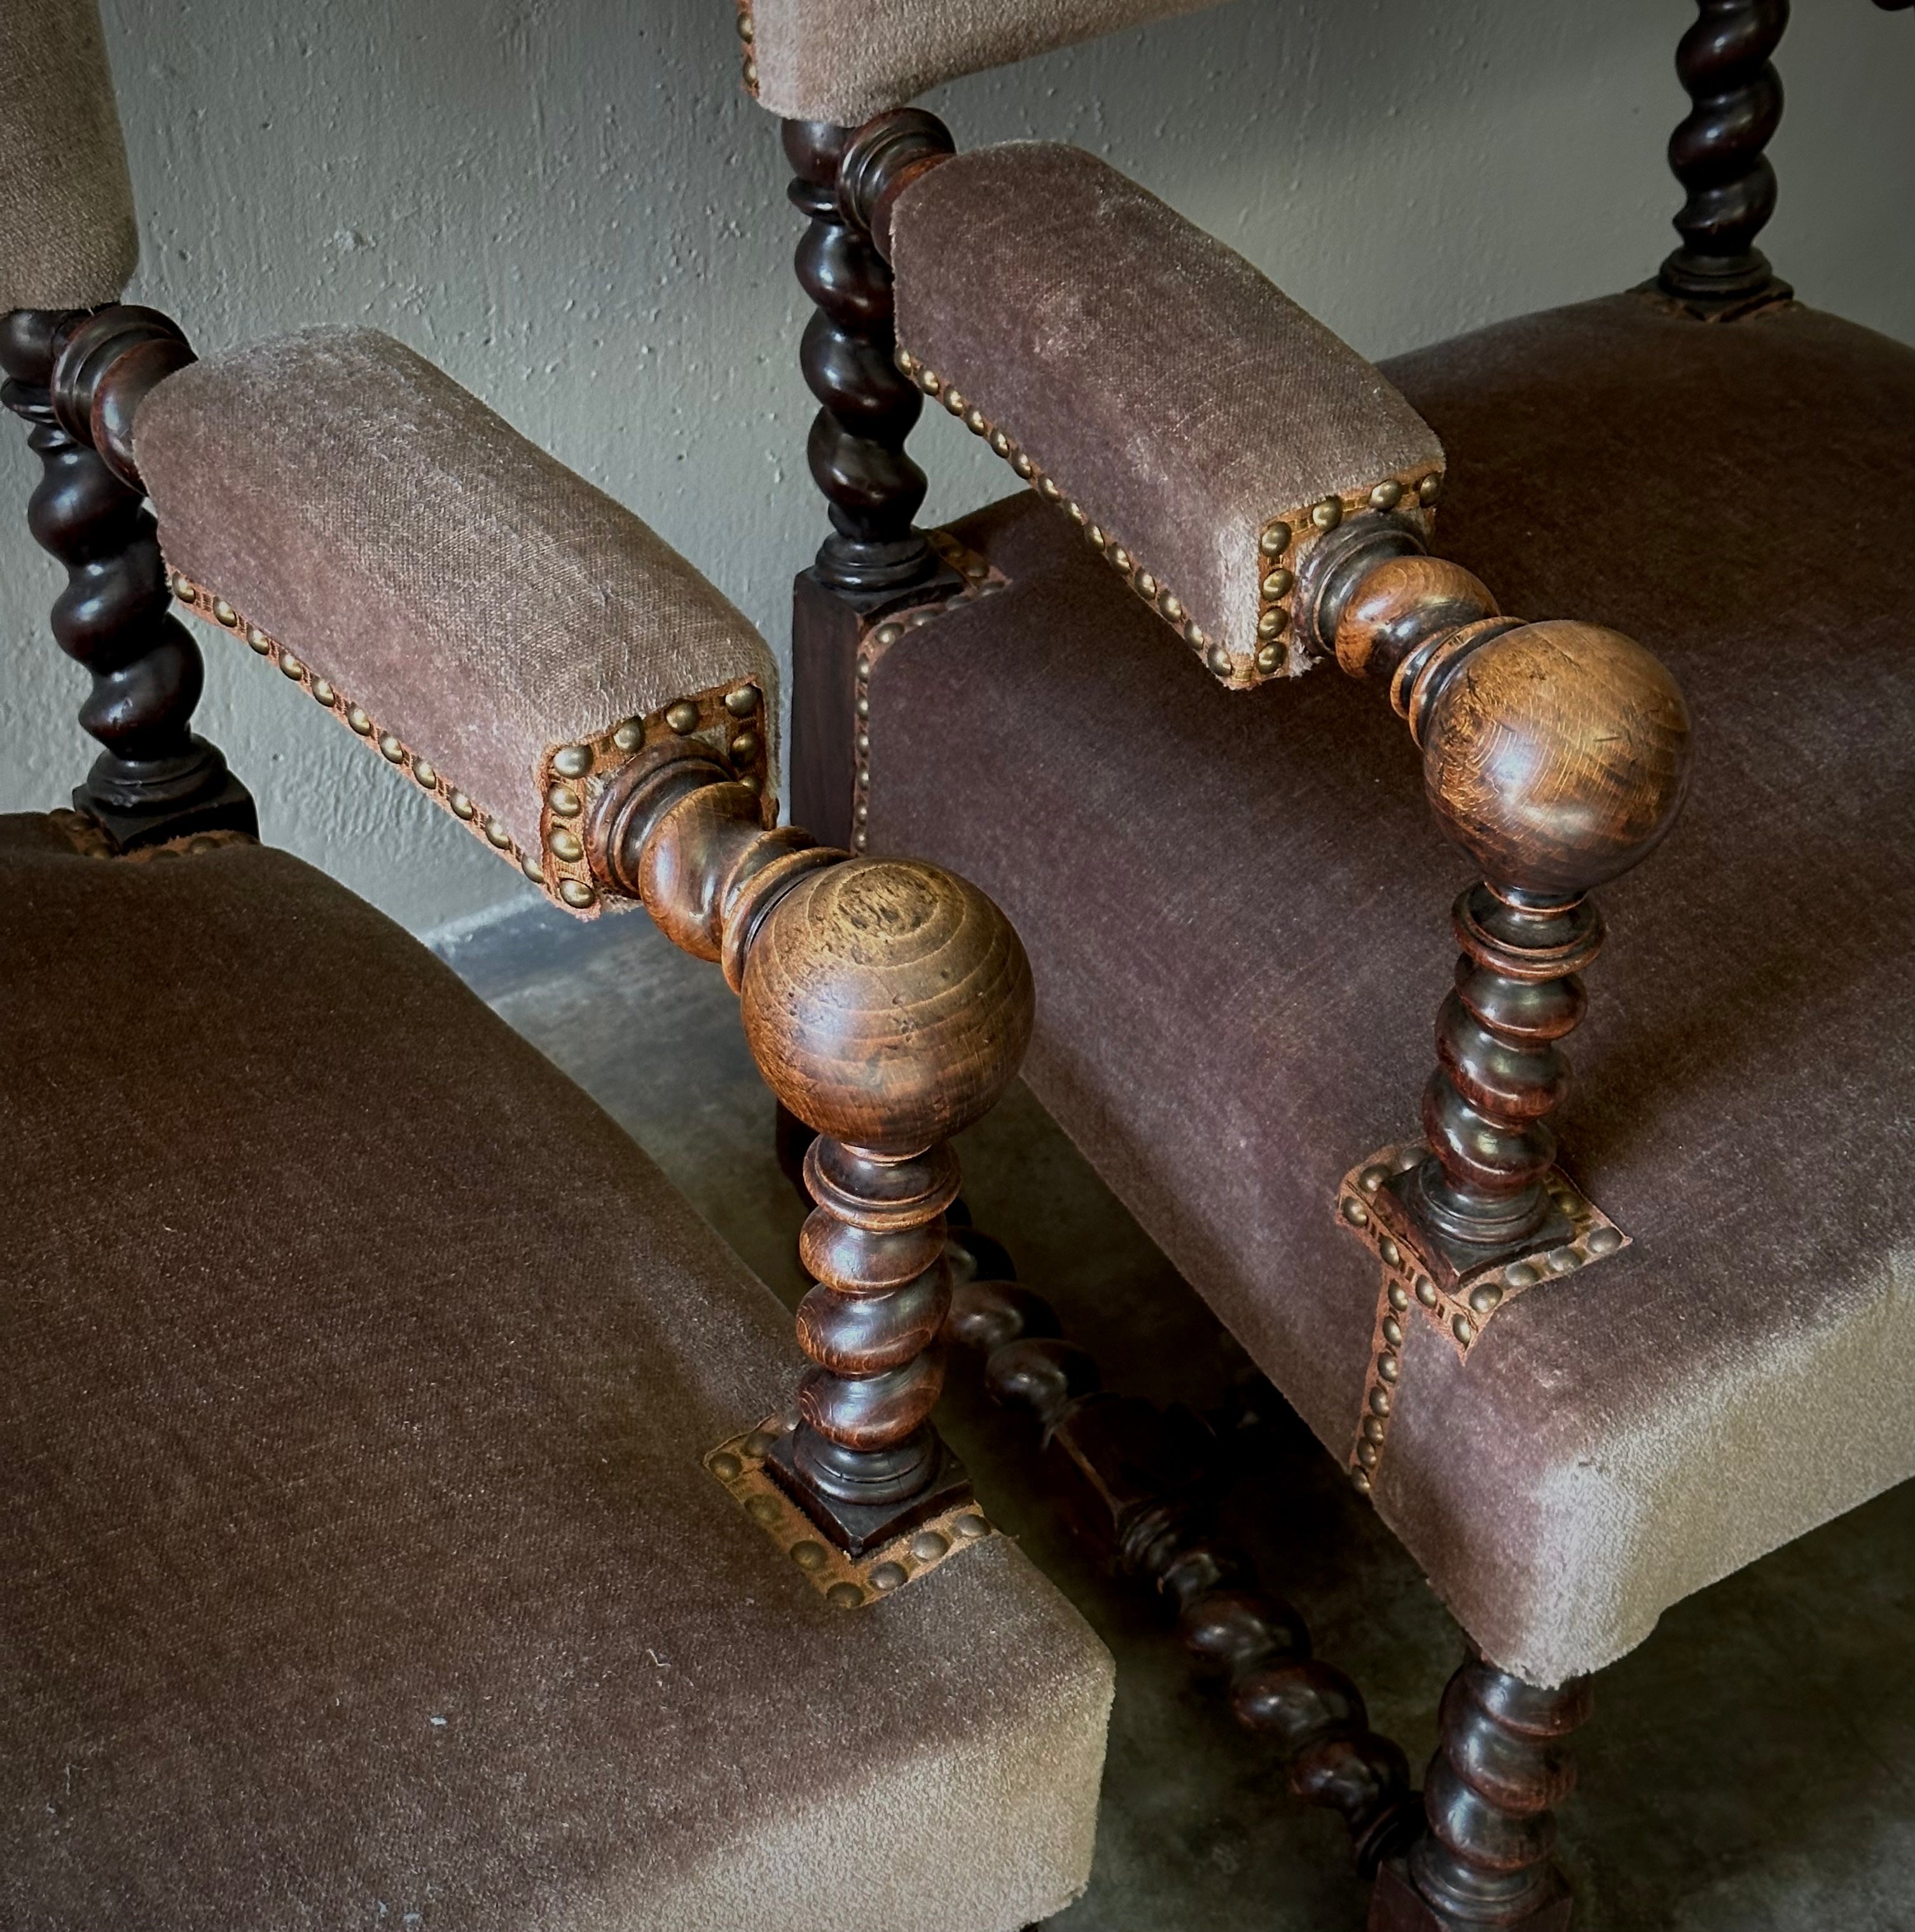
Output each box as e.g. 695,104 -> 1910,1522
745,4 -> 1914,1926
1,8 -> 1112,1921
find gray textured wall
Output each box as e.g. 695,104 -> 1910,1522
4,0 -> 1910,937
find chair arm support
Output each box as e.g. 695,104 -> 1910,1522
836,113 -> 1446,691
587,745 -> 1035,1538
1299,512 -> 1694,1255
48,308 -> 776,909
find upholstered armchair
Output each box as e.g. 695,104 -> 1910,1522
743,2 -> 1915,1926
1,6 -> 1114,1923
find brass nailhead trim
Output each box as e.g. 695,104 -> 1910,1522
896,349 -> 1236,682
705,1412 -> 995,1606
849,530 -> 1004,852
533,679 -> 771,913
169,567 -> 532,880
895,355 -> 1443,691
1334,1142 -> 1628,1494
736,3 -> 757,92
168,568 -> 773,923
1252,466 -> 1441,680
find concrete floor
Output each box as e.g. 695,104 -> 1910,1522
439,899 -> 1915,1932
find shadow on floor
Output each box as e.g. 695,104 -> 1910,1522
439,899 -> 1914,1932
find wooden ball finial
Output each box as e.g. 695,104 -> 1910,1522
740,857 -> 1034,1155
1419,619 -> 1693,902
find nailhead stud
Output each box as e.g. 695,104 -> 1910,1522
1369,480 -> 1404,510
724,684 -> 760,718
559,878 -> 597,909
552,743 -> 592,778
378,733 -> 406,762
665,700 -> 700,735
1259,522 -> 1292,556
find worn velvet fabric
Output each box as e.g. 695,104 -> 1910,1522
864,294 -> 1915,1688
0,0 -> 137,309
891,144 -> 1443,681
745,0 -> 1222,121
134,330 -> 776,862
0,815 -> 1113,1929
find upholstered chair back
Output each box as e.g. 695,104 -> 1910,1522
0,0 -> 137,312
737,0 -> 1225,122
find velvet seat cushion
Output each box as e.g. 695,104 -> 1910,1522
0,816 -> 1112,1930
863,294 -> 1915,1690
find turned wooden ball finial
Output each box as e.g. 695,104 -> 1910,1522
1417,619 -> 1693,902
740,857 -> 1034,1155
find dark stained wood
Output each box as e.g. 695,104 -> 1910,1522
1369,1655 -> 1591,1931
589,749 -> 1034,1544
1,305 -> 253,850
835,107 -> 957,263
1656,0 -> 1794,314
789,567 -> 865,849
1301,516 -> 1691,1254
785,118 -> 938,594
950,1266 -> 1423,1877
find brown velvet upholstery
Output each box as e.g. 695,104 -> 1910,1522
892,144 -> 1444,687
0,815 -> 1112,1928
0,0 -> 138,310
863,294 -> 1915,1687
134,329 -> 776,884
743,0 -> 1224,122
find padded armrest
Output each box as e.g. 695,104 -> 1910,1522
889,142 -> 1446,689
0,0 -> 138,310
133,328 -> 775,914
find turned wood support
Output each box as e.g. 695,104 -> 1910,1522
1370,1654 -> 1592,1931
1656,0 -> 1793,315
785,118 -> 942,594
1299,516 -> 1691,1261
1,305 -> 252,848
950,1270 -> 1422,1877
590,750 -> 1034,1548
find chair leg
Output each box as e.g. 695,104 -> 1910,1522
1369,1652 -> 1591,1931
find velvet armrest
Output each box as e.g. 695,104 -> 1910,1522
888,142 -> 1446,689
132,328 -> 775,913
